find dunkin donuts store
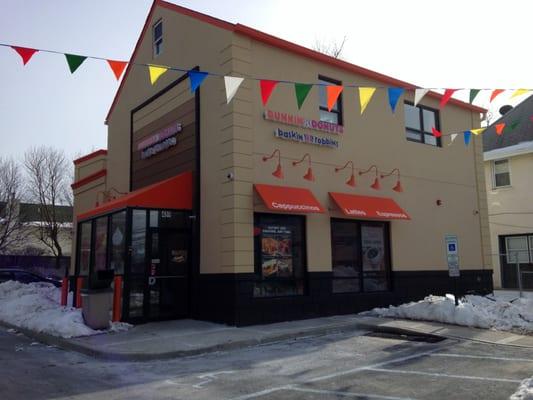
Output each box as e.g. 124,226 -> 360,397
70,1 -> 493,326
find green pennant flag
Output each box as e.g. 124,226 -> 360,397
469,89 -> 481,104
294,83 -> 313,109
65,54 -> 87,73
509,120 -> 521,130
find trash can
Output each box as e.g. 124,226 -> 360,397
81,270 -> 114,330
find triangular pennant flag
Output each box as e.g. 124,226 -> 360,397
495,123 -> 505,135
260,80 -> 279,106
490,89 -> 505,102
387,88 -> 404,113
294,83 -> 313,109
511,89 -> 529,99
440,89 -> 457,108
148,65 -> 168,85
464,131 -> 471,145
326,85 -> 344,112
449,133 -> 458,145
65,54 -> 87,73
471,128 -> 485,135
11,46 -> 38,65
107,60 -> 127,80
224,76 -> 244,104
469,89 -> 481,104
510,120 -> 521,130
358,87 -> 376,114
431,127 -> 442,138
189,70 -> 208,93
414,88 -> 429,106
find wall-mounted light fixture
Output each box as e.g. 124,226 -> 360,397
292,153 -> 315,182
380,168 -> 403,193
262,149 -> 283,179
335,161 -> 356,187
359,164 -> 380,190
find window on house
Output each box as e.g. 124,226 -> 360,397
404,102 -> 440,146
505,236 -> 531,264
493,159 -> 510,188
153,19 -> 163,57
331,219 -> 391,293
318,76 -> 343,125
253,213 -> 306,297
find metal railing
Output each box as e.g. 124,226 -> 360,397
494,250 -> 533,298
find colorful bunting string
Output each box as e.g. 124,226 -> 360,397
260,80 -> 278,106
490,89 -> 505,103
495,123 -> 505,135
65,54 -> 87,74
326,85 -> 343,112
224,76 -> 244,104
148,65 -> 168,85
359,87 -> 376,114
464,131 -> 471,145
414,88 -> 429,107
189,70 -> 208,93
11,46 -> 38,65
294,83 -> 313,110
469,89 -> 481,104
387,88 -> 404,113
440,89 -> 457,108
107,60 -> 127,80
431,127 -> 442,138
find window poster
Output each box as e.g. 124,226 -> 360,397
361,225 -> 385,272
261,225 -> 293,278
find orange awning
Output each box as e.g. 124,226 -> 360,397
254,184 -> 325,214
329,192 -> 410,220
78,171 -> 193,220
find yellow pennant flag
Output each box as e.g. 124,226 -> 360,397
511,89 -> 529,98
359,87 -> 377,114
148,65 -> 168,85
471,128 -> 485,135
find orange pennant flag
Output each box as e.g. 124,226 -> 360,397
326,85 -> 343,111
495,123 -> 505,135
107,60 -> 127,80
490,89 -> 505,103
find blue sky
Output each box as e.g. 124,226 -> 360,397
1,0 -> 532,160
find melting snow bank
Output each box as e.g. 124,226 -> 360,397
364,294 -> 533,334
0,281 -> 131,338
511,378 -> 533,400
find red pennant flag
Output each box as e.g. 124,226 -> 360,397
490,89 -> 505,103
11,46 -> 38,65
439,89 -> 457,108
260,80 -> 279,106
107,60 -> 127,80
327,85 -> 344,111
495,123 -> 505,135
431,127 -> 442,138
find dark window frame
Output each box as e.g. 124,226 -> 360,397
404,101 -> 441,147
331,218 -> 392,294
318,75 -> 343,126
492,158 -> 511,188
253,212 -> 308,298
152,18 -> 163,58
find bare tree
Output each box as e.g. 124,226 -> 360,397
24,147 -> 73,268
312,35 -> 347,59
0,157 -> 24,254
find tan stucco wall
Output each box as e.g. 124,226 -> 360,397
74,156 -> 106,182
101,4 -> 492,277
485,153 -> 533,288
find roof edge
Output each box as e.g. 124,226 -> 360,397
71,169 -> 107,190
73,149 -> 107,165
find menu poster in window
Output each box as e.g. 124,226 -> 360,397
361,226 -> 385,271
261,225 -> 293,278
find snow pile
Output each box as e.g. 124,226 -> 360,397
0,280 -> 131,338
365,294 -> 533,333
510,378 -> 533,400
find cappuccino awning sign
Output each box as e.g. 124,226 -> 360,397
264,109 -> 343,135
254,184 -> 325,214
329,192 -> 410,220
137,122 -> 182,151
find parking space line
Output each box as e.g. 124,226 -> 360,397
366,367 -> 522,383
288,387 -> 417,400
431,353 -> 533,363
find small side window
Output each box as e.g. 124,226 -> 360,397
153,19 -> 163,57
318,76 -> 343,125
493,159 -> 510,188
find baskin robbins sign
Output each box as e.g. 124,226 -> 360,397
264,109 -> 341,149
138,122 -> 182,159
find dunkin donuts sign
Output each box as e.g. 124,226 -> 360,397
138,122 -> 182,159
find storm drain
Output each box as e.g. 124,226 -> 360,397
364,331 -> 445,343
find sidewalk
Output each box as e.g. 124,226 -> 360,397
4,313 -> 533,361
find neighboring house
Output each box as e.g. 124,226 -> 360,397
484,94 -> 533,289
71,1 -> 491,326
0,201 -> 72,256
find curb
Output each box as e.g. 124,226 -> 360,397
1,320 -> 368,362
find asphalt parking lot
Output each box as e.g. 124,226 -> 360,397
1,326 -> 531,399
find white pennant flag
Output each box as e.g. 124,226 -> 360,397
224,76 -> 244,104
414,88 -> 430,106
448,133 -> 458,146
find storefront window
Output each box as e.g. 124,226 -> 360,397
131,210 -> 147,275
149,210 -> 159,228
160,210 -> 188,229
331,220 -> 390,293
94,217 -> 108,272
253,213 -> 306,297
78,222 -> 92,276
110,211 -> 126,274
